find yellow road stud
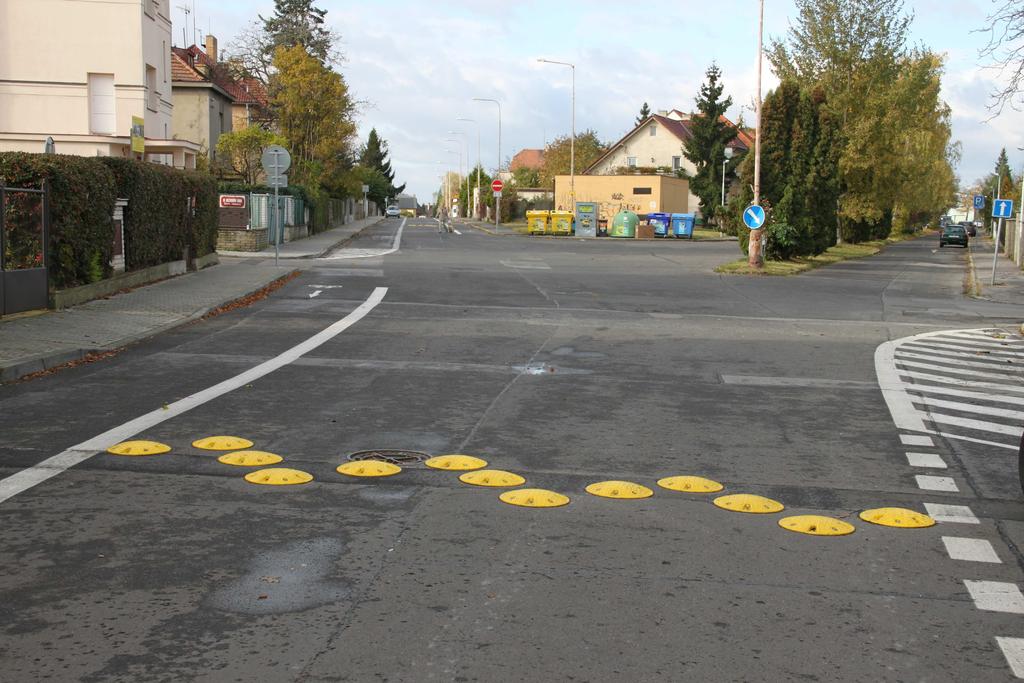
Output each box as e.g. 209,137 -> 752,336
859,507 -> 935,528
499,488 -> 570,508
713,493 -> 785,514
192,436 -> 254,451
585,480 -> 654,499
778,515 -> 855,536
217,450 -> 283,467
657,475 -> 724,494
243,468 -> 313,486
336,461 -> 402,478
459,469 -> 526,487
106,440 -> 171,456
425,454 -> 488,471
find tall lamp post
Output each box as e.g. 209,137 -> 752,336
472,97 -> 502,227
537,58 -> 575,207
457,117 -> 481,219
748,0 -> 765,268
444,146 -> 462,217
448,130 -> 470,221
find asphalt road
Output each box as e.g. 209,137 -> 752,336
3,218 -> 1024,681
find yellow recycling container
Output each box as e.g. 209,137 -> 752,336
549,211 -> 574,235
527,210 -> 550,235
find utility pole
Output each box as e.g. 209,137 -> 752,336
538,59 -> 576,205
748,0 -> 765,268
473,98 -> 501,227
457,118 -> 480,219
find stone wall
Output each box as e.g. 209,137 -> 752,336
217,228 -> 268,252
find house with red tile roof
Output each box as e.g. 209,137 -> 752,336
171,36 -> 272,161
584,109 -> 750,213
510,148 -> 545,172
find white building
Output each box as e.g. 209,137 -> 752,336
0,0 -> 200,167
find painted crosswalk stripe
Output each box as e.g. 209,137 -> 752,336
901,434 -> 934,446
964,581 -> 1024,613
894,369 -> 1024,394
907,340 -> 1022,355
924,412 -> 1022,437
942,537 -> 1002,563
916,474 -> 959,492
908,395 -> 1024,420
895,350 -> 1023,371
906,384 -> 1024,407
924,503 -> 979,524
997,638 -> 1024,678
895,358 -> 1020,382
906,452 -> 947,468
897,344 -> 1022,363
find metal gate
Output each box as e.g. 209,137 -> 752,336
0,182 -> 49,315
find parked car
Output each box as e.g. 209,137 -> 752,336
385,205 -> 400,217
963,223 -> 977,237
939,225 -> 969,248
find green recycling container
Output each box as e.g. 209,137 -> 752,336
609,210 -> 639,238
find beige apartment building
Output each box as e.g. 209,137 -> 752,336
0,0 -> 199,168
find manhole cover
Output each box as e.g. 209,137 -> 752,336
348,449 -> 431,468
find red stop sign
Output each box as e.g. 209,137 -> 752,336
491,179 -> 504,193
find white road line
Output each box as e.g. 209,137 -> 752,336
996,637 -> 1024,678
896,344 -> 1022,363
896,369 -> 1024,394
927,431 -> 1020,451
909,340 -> 1023,355
924,412 -> 1023,437
942,537 -> 1002,563
915,474 -> 959,492
906,452 -> 947,468
901,434 -> 934,446
964,581 -> 1024,613
319,218 -> 405,260
895,358 -> 1019,382
895,350 -> 1023,371
453,228 -> 462,235
925,503 -> 980,524
904,383 -> 1024,406
308,290 -> 322,298
941,330 -> 1023,344
875,341 -> 928,432
932,336 -> 1024,349
908,395 -> 1024,421
0,287 -> 389,506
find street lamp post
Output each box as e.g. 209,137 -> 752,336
448,130 -> 470,222
721,147 -> 735,207
472,97 -> 501,227
457,117 -> 481,219
537,58 -> 575,207
444,146 -> 462,217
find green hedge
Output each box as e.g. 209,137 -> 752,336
100,158 -> 218,269
0,152 -> 117,289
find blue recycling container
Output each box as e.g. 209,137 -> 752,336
648,212 -> 671,237
671,213 -> 695,238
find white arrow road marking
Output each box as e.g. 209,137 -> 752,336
308,290 -> 322,298
454,229 -> 462,235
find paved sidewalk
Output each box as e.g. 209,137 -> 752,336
0,258 -> 296,382
219,215 -> 384,258
969,232 -> 1024,305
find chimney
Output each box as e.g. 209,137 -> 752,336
204,34 -> 218,63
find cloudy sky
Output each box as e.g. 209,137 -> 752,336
176,0 -> 1024,200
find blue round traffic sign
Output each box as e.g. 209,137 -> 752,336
743,204 -> 766,230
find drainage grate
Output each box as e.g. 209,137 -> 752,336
348,449 -> 431,467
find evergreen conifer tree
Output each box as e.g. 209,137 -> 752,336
681,65 -> 738,226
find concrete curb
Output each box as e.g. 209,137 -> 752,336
461,220 -> 737,242
0,269 -> 301,384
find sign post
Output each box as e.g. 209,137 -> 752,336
261,145 -> 291,267
491,179 -> 504,229
992,198 -> 1015,285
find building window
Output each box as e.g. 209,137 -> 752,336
627,156 -> 637,167
633,187 -> 652,195
88,73 -> 116,135
649,125 -> 656,136
146,65 -> 158,111
672,156 -> 681,171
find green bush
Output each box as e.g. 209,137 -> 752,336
100,158 -> 218,268
0,152 -> 116,289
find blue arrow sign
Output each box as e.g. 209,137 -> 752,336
973,194 -> 985,209
993,199 -> 1014,219
743,204 -> 766,230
